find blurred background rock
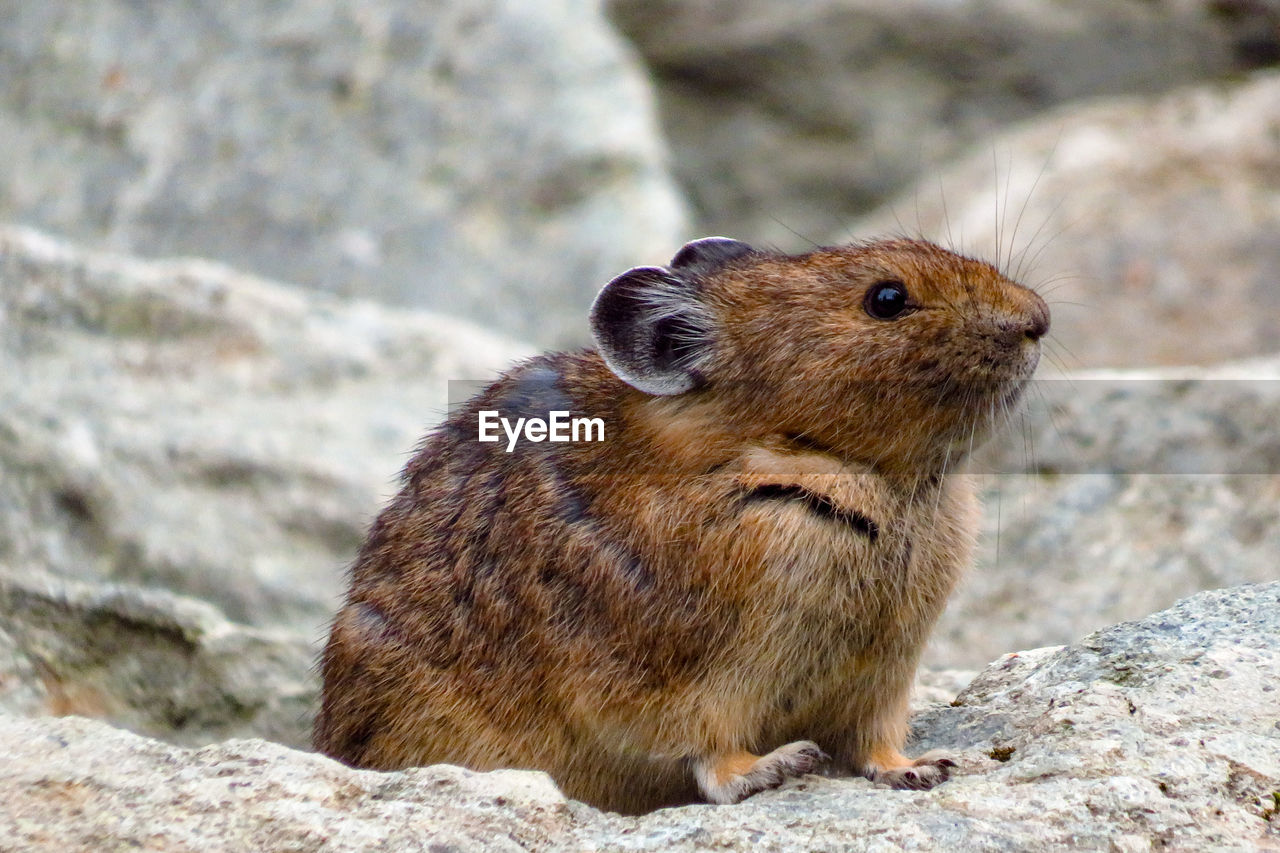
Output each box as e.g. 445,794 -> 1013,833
1,0 -> 1278,748
0,0 -> 688,347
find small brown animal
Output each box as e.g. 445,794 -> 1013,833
314,237 -> 1049,813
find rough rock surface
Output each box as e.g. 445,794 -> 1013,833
0,0 -> 688,345
3,583 -> 1277,851
0,569 -> 315,749
609,0 -> 1280,248
851,71 -> 1280,368
0,718 -> 584,852
0,224 -> 530,634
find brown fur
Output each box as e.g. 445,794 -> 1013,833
313,238 -> 1049,813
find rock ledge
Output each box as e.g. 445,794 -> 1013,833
3,583 -> 1276,851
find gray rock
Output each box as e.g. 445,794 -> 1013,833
979,361 -> 1280,478
3,583 -> 1277,851
608,0 -> 1280,250
0,715 -> 583,851
925,358 -> 1280,670
0,224 -> 531,634
914,582 -> 1280,849
0,569 -> 316,749
935,471 -> 1280,670
850,71 -> 1280,368
0,0 -> 688,346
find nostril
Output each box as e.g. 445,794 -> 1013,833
996,297 -> 1051,343
1027,296 -> 1051,341
1024,303 -> 1050,341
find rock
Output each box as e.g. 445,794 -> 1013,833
0,224 -> 531,634
912,583 -> 1280,851
3,583 -> 1277,850
931,471 -> 1280,671
608,0 -> 1280,249
978,358 -> 1280,477
925,357 -> 1280,670
0,569 -> 316,749
911,667 -> 978,713
0,715 -> 583,851
0,0 -> 688,346
850,71 -> 1280,368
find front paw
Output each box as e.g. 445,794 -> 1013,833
695,740 -> 830,804
867,750 -> 956,791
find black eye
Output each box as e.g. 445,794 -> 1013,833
864,280 -> 909,319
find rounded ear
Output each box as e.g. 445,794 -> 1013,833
670,236 -> 754,270
589,266 -> 713,396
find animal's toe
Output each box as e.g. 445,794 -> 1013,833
777,740 -> 829,775
914,749 -> 957,769
874,758 -> 951,791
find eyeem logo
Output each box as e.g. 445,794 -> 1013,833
478,410 -> 605,452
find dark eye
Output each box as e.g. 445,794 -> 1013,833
864,280 -> 909,319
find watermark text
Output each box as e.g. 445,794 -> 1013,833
478,410 -> 605,452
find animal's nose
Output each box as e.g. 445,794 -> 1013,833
1024,295 -> 1050,341
1001,290 -> 1050,342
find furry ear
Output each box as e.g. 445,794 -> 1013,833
589,265 -> 712,396
669,236 -> 754,270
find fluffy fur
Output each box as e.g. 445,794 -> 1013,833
314,238 -> 1048,814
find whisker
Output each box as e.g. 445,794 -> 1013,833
1018,202 -> 1092,284
1008,129 -> 1061,284
1045,336 -> 1084,370
1030,381 -> 1070,465
768,216 -> 822,250
993,474 -> 1003,570
1021,401 -> 1036,476
938,177 -> 957,255
1042,347 -> 1073,375
1033,272 -> 1086,295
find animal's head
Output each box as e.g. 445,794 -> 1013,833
590,237 -> 1049,473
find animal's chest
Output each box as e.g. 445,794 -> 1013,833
714,482 -> 963,675
756,516 -> 917,648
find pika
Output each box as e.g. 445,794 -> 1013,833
314,237 -> 1049,813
